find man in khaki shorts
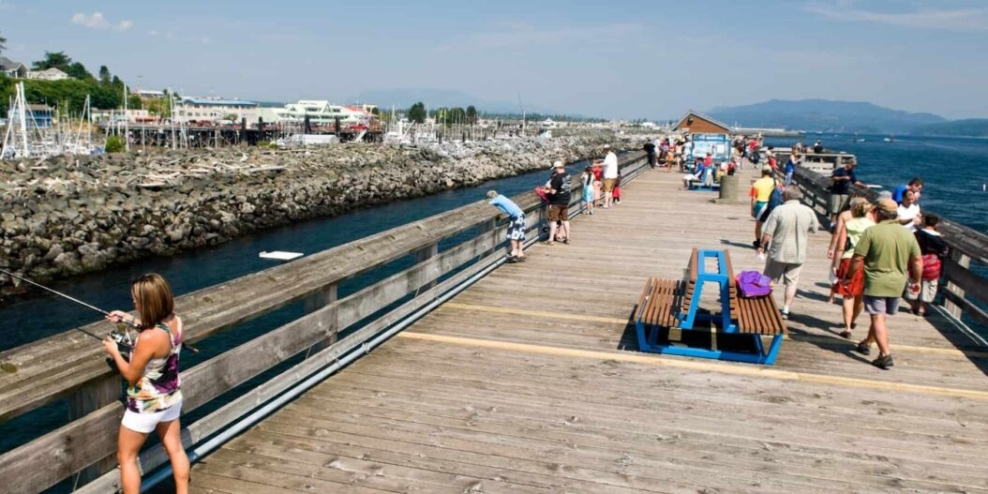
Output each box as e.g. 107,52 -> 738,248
758,185 -> 819,320
545,161 -> 572,244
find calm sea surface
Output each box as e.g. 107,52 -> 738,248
766,134 -> 988,234
3,136 -> 987,490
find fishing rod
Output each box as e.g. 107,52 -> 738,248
0,268 -> 199,354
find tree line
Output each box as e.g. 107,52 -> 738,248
0,39 -> 139,117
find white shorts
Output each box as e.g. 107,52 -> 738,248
122,401 -> 182,434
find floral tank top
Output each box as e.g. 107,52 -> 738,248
126,319 -> 183,414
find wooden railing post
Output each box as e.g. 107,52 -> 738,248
304,284 -> 338,355
415,242 -> 439,291
479,219 -> 497,259
943,252 -> 971,319
67,375 -> 120,485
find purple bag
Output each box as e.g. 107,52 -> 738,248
736,270 -> 773,298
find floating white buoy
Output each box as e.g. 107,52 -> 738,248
259,251 -> 304,261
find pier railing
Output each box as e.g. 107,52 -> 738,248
789,163 -> 988,338
0,151 -> 648,493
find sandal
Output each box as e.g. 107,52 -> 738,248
839,330 -> 853,339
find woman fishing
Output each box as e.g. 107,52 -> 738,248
104,273 -> 189,494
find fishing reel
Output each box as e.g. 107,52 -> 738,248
105,324 -> 135,373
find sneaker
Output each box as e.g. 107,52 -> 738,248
563,238 -> 570,245
872,354 -> 894,370
752,240 -> 760,248
505,256 -> 519,264
855,341 -> 871,355
780,308 -> 790,320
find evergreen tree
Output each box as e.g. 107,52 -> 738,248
0,32 -> 6,56
466,105 -> 478,124
407,101 -> 426,123
98,65 -> 111,85
64,61 -> 93,80
32,51 -> 73,71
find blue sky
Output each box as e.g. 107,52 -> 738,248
1,0 -> 986,119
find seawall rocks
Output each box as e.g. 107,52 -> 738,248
0,134 -> 625,292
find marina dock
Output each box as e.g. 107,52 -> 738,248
2,154 -> 987,493
185,166 -> 988,493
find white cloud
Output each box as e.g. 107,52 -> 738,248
805,1 -> 988,31
70,12 -> 134,31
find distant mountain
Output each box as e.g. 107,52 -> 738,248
347,88 -> 556,115
910,119 -> 988,138
708,99 -> 948,134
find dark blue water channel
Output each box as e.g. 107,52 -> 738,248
0,157 -> 594,477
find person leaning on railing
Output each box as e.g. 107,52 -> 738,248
104,274 -> 190,494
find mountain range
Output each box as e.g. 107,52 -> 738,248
707,99 -> 948,134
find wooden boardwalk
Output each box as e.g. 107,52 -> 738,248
190,167 -> 988,494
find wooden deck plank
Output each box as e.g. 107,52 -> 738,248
191,166 -> 988,493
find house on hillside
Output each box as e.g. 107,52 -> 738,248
674,110 -> 734,163
25,68 -> 70,81
0,57 -> 27,78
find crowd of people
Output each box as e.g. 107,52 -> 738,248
490,138 -> 946,372
756,162 -> 942,370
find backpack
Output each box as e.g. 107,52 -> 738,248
921,254 -> 941,281
736,271 -> 773,298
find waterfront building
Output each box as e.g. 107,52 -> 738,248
25,104 -> 53,128
674,110 -> 733,163
174,97 -> 260,125
133,89 -> 167,100
275,100 -> 373,126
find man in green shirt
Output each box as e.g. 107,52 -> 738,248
847,199 -> 922,369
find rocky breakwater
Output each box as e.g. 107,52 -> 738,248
0,134 -> 622,292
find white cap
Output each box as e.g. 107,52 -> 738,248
553,160 -> 565,168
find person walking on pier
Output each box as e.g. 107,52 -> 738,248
757,185 -> 820,320
832,199 -> 875,338
602,146 -> 619,208
103,274 -> 190,494
828,159 -> 865,228
848,199 -> 922,370
487,190 -> 527,262
750,166 -> 776,248
545,161 -> 572,244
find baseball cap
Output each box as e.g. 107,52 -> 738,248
876,198 -> 898,214
553,160 -> 565,168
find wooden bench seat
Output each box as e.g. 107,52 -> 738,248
736,294 -> 787,335
636,277 -> 682,329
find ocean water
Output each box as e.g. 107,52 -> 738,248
766,134 -> 988,234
